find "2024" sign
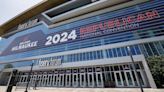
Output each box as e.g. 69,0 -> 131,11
45,30 -> 77,46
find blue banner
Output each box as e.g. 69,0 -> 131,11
0,3 -> 163,56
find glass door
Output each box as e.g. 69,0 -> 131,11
42,75 -> 47,87
65,74 -> 71,87
124,70 -> 135,87
80,73 -> 86,87
72,73 -> 79,87
87,73 -> 95,87
37,75 -> 42,87
32,75 -> 37,87
52,74 -> 58,87
59,74 -> 65,87
47,74 -> 53,87
114,71 -> 124,87
29,75 -> 34,87
95,72 -> 104,88
137,70 -> 147,87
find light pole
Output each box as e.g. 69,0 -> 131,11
127,46 -> 144,92
24,61 -> 34,92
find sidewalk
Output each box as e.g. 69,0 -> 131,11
1,86 -> 164,92
13,87 -> 164,92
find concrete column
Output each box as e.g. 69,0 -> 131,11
142,57 -> 157,88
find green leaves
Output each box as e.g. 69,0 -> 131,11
147,56 -> 164,88
3,63 -> 13,69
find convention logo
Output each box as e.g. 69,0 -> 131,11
79,10 -> 160,38
11,35 -> 39,51
11,40 -> 38,51
0,31 -> 45,56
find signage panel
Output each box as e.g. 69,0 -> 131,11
0,8 -> 163,56
37,58 -> 62,67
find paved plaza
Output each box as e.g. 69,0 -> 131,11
12,88 -> 164,92
0,86 -> 164,92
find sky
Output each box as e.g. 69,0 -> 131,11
0,0 -> 44,26
0,0 -> 44,40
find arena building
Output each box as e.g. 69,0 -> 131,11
0,0 -> 163,89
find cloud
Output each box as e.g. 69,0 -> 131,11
0,0 -> 44,25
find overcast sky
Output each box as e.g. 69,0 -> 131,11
0,0 -> 44,40
0,0 -> 44,26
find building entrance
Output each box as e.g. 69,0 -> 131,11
17,62 -> 148,88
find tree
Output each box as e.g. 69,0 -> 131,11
147,56 -> 164,88
0,63 -> 14,85
3,63 -> 13,69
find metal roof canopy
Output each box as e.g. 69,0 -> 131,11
0,0 -> 66,37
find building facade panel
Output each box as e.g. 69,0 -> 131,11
0,0 -> 163,88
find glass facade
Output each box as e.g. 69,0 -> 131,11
0,0 -> 163,65
1,40 -> 163,69
0,0 -> 164,88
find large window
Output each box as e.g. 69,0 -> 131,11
141,41 -> 164,57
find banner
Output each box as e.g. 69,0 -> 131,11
0,8 -> 162,56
